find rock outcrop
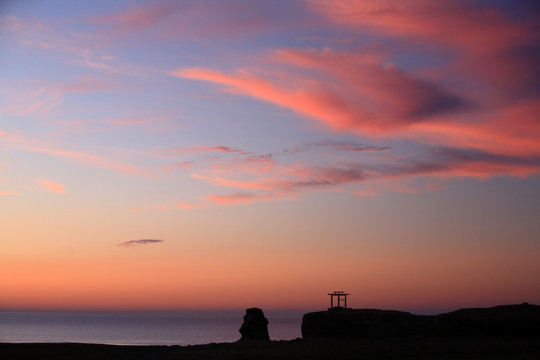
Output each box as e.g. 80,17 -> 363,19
302,303 -> 540,339
238,308 -> 270,342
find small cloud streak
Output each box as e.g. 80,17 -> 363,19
203,192 -> 265,205
0,191 -> 19,196
158,145 -> 244,158
36,179 -> 65,194
0,129 -> 149,177
118,239 -> 164,247
176,202 -> 207,210
285,140 -> 390,153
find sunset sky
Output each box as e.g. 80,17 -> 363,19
1,0 -> 539,313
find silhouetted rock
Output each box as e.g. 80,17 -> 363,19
302,303 -> 540,339
238,307 -> 270,342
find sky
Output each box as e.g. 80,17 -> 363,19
1,0 -> 539,313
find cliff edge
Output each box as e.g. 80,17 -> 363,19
302,303 -> 540,339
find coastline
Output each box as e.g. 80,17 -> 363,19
3,304 -> 539,359
2,336 -> 540,360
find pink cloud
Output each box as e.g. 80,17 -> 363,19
274,47 -> 469,122
173,48 -> 469,135
305,0 -> 540,99
171,1 -> 539,189
36,179 -> 65,194
173,67 -> 378,133
193,162 -> 366,206
408,99 -> 540,157
304,0 -> 531,52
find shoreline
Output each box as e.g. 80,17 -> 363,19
2,304 -> 539,359
2,336 -> 540,360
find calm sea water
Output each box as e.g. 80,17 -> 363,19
0,310 -> 304,346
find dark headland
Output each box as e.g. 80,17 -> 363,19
1,304 -> 539,359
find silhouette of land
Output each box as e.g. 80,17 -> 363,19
302,303 -> 540,339
1,304 -> 539,359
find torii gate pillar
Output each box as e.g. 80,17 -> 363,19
328,291 -> 349,309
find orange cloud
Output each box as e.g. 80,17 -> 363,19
36,179 -> 65,194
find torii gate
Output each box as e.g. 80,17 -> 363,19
328,291 -> 349,309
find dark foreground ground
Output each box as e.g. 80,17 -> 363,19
2,337 -> 540,360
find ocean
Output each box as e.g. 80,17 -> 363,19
0,310 -> 304,346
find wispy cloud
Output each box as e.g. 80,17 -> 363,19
157,145 -> 244,158
190,143 -> 540,206
0,191 -> 19,196
203,192 -> 268,206
89,2 -> 182,36
0,129 -> 149,177
1,75 -> 118,117
102,117 -> 161,127
173,67 -> 376,133
35,179 -> 65,194
87,0 -> 294,42
171,0 -> 539,185
176,202 -> 207,210
118,239 -> 164,247
284,140 -> 390,153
